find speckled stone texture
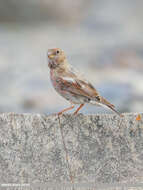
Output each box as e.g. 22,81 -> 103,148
0,113 -> 143,190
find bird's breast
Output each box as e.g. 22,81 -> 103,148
50,70 -> 60,90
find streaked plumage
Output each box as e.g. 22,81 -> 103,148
47,48 -> 122,116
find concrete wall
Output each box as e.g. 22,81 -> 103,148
0,113 -> 143,190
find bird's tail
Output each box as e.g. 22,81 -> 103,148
90,96 -> 123,117
100,97 -> 123,117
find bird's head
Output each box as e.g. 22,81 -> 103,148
47,48 -> 67,69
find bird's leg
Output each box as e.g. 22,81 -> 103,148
73,104 -> 84,115
58,105 -> 75,116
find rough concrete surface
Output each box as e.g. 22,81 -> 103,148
0,113 -> 143,190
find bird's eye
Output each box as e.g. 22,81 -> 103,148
56,50 -> 60,54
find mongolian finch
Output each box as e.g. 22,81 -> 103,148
47,48 -> 122,117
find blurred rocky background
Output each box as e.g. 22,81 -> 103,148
0,0 -> 143,114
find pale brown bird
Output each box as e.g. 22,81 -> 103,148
47,48 -> 123,117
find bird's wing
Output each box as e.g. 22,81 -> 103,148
59,75 -> 124,116
57,74 -> 114,107
60,76 -> 98,97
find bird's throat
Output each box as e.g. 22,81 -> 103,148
48,60 -> 57,69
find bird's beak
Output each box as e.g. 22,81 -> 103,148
47,51 -> 55,59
